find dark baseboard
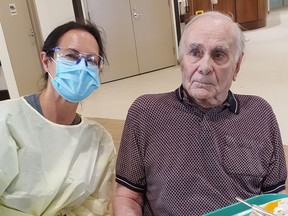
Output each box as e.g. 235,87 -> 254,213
0,89 -> 10,101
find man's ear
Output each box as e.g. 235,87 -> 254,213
40,52 -> 50,72
233,53 -> 244,81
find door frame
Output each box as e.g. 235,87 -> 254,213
173,0 -> 182,44
72,0 -> 85,23
26,0 -> 43,54
0,0 -> 44,97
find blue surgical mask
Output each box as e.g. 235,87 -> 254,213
49,57 -> 100,103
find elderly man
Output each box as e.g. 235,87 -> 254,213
113,11 -> 287,215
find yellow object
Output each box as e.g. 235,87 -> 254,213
195,10 -> 204,15
263,200 -> 280,213
0,97 -> 116,215
257,198 -> 288,215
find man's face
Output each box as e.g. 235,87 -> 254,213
180,16 -> 242,108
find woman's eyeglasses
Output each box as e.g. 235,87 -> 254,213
49,47 -> 104,70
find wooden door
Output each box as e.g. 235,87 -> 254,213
191,0 -> 211,15
236,0 -> 258,23
258,0 -> 268,19
214,0 -> 236,19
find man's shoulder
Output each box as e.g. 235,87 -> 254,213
235,94 -> 273,111
133,91 -> 175,105
127,91 -> 177,116
236,94 -> 270,104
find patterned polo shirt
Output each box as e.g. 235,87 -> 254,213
116,86 -> 287,215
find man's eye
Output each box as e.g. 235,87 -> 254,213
213,52 -> 225,60
212,51 -> 229,64
216,52 -> 224,58
190,49 -> 201,57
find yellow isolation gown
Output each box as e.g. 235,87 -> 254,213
0,97 -> 116,215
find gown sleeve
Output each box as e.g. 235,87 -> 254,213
58,125 -> 116,216
0,115 -> 19,196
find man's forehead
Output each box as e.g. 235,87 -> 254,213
185,24 -> 235,48
187,15 -> 234,35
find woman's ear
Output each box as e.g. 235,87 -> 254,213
233,53 -> 244,81
40,51 -> 50,72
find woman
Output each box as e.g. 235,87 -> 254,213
0,21 -> 115,215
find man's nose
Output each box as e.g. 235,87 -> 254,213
198,55 -> 212,75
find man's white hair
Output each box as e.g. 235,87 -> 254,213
178,11 -> 246,62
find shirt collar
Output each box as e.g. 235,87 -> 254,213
176,85 -> 239,114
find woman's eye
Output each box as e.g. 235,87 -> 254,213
87,56 -> 97,66
87,60 -> 96,66
65,54 -> 79,61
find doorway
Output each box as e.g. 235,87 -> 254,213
270,0 -> 288,9
85,0 -> 176,83
0,63 -> 10,100
0,0 -> 43,96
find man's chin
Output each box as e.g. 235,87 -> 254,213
190,89 -> 212,100
184,87 -> 214,100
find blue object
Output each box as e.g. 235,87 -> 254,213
204,194 -> 288,216
50,57 -> 100,103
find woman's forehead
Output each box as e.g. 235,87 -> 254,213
58,29 -> 99,53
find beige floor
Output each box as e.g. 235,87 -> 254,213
79,7 -> 288,145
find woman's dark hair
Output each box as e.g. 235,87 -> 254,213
41,20 -> 107,88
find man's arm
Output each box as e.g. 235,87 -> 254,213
278,189 -> 287,194
113,183 -> 144,216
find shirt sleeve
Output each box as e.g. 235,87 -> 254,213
0,117 -> 19,195
261,108 -> 287,193
115,100 -> 147,193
